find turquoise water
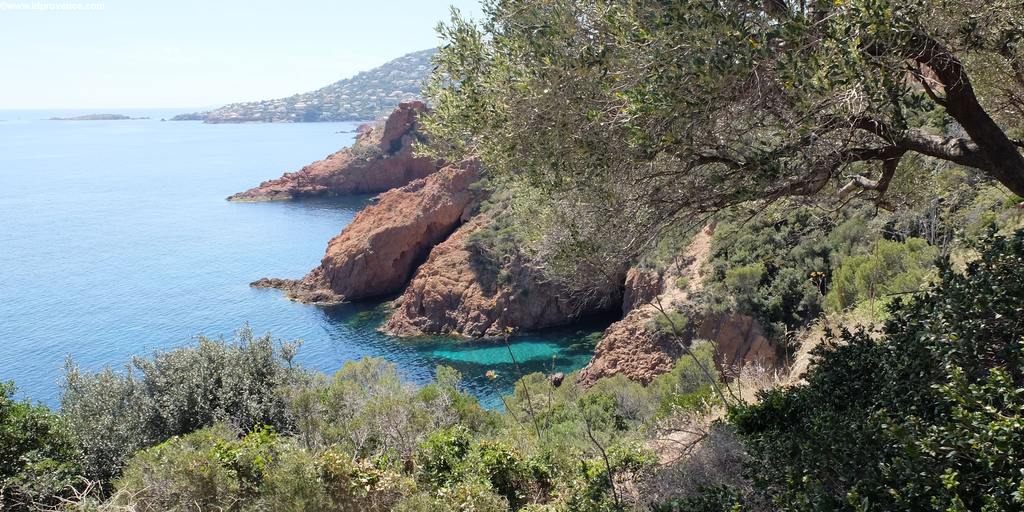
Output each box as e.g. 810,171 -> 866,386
0,109 -> 609,409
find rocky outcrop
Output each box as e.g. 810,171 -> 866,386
578,224 -> 782,387
253,163 -> 481,304
578,309 -> 678,386
697,313 -> 777,375
382,215 -> 621,337
228,101 -> 440,201
621,267 -> 663,314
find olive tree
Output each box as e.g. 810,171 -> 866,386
424,0 -> 1024,273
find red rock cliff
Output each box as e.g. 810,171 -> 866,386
252,163 -> 481,303
578,225 -> 781,387
382,215 -> 620,337
228,101 -> 440,201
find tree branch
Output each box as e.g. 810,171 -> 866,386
905,33 -> 1024,195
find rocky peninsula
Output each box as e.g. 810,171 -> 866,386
228,101 -> 439,201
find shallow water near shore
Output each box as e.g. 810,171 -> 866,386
0,109 -> 610,409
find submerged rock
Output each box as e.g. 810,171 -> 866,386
227,101 -> 440,201
253,163 -> 481,304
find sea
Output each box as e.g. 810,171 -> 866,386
0,109 -> 610,409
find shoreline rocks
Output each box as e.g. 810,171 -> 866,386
228,101 -> 440,202
578,224 -> 782,387
252,162 -> 481,304
382,215 -> 621,337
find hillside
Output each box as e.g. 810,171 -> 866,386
172,48 -> 434,123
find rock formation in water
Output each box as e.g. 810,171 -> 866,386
251,162 -> 481,304
578,224 -> 781,387
228,101 -> 440,201
382,214 -> 621,337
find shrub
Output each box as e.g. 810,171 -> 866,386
824,237 -> 938,317
436,481 -> 509,512
705,204 -> 845,338
416,425 -> 472,487
350,140 -> 385,160
60,327 -> 303,481
730,230 -> 1024,510
467,441 -> 536,509
0,382 -> 83,511
112,425 -> 258,511
115,425 -> 415,512
287,358 -> 482,459
651,485 -> 745,512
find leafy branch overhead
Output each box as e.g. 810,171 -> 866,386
425,0 -> 1024,223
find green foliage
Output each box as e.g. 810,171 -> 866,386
286,358 -> 492,460
60,327 -> 303,481
704,204 -> 845,338
652,485 -> 745,512
350,139 -> 385,160
648,310 -> 690,337
113,425 -> 271,511
114,424 -> 414,512
416,425 -> 472,487
730,230 -> 1024,510
824,237 -> 938,317
424,0 -> 1024,283
0,382 -> 83,511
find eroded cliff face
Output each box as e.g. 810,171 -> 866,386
578,225 -> 782,387
382,215 -> 621,337
252,163 -> 481,304
228,101 -> 440,201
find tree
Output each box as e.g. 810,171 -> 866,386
424,0 -> 1024,267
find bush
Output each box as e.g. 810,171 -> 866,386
286,358 -> 487,459
350,139 -> 385,160
114,425 -> 415,512
824,237 -> 938,317
651,485 -> 745,512
0,382 -> 83,511
467,441 -> 537,509
60,327 -> 303,481
416,425 -> 472,487
113,425 -> 262,511
705,204 -> 848,338
730,230 -> 1024,510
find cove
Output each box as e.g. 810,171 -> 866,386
0,109 -> 611,409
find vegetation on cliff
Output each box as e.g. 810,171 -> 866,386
423,0 -> 1024,284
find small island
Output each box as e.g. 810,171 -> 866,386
49,114 -> 149,121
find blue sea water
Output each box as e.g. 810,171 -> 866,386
0,109 -> 609,409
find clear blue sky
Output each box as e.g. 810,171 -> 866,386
0,0 -> 483,109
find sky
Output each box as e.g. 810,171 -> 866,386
0,0 -> 483,109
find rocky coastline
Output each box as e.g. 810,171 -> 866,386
228,101 -> 440,201
237,102 -> 783,386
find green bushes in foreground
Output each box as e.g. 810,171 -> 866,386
29,331 -> 719,511
728,231 -> 1024,510
60,327 -> 303,482
0,382 -> 83,511
8,231 -> 1024,510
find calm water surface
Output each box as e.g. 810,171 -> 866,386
0,109 -> 608,408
